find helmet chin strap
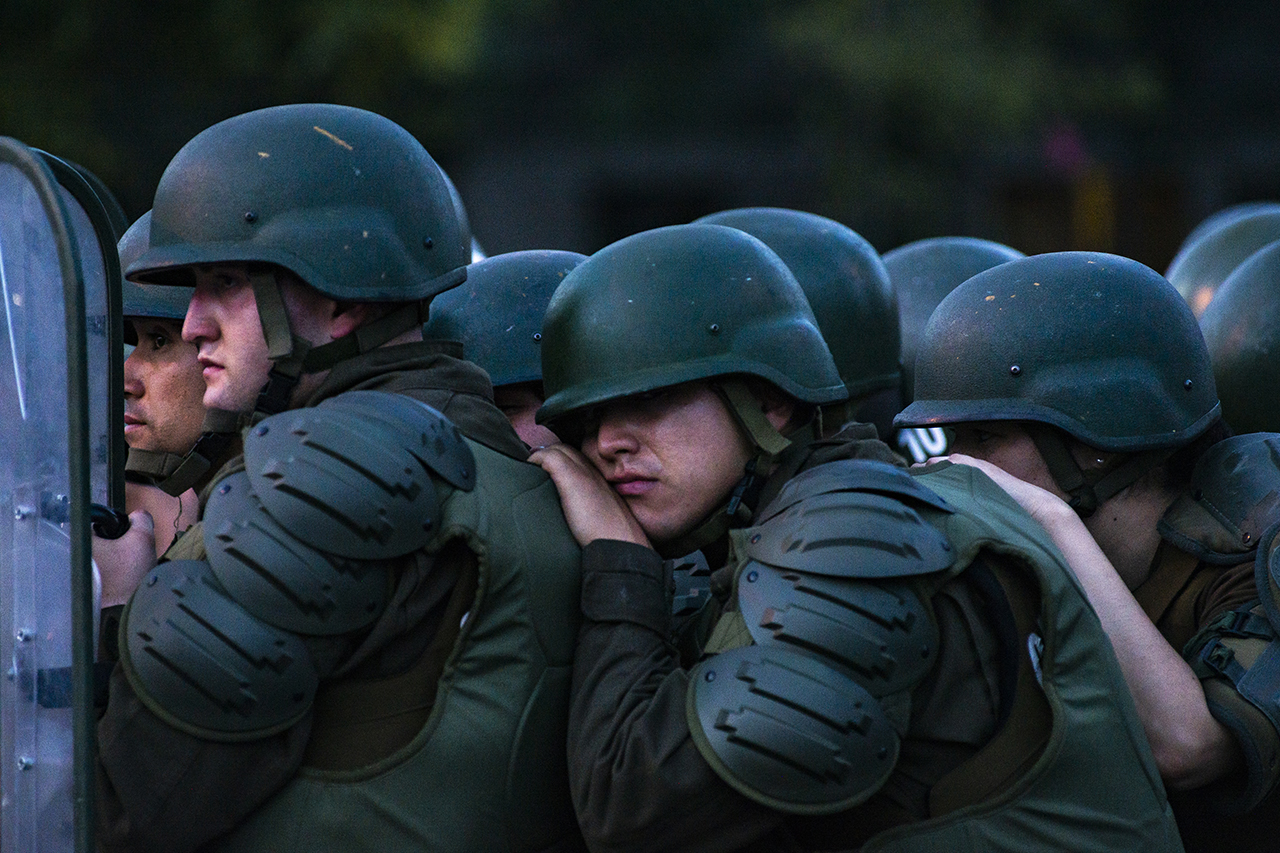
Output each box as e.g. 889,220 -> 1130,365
655,379 -> 795,559
1026,424 -> 1174,518
126,268 -> 430,497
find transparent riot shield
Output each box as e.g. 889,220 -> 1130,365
39,150 -> 126,515
0,137 -> 100,853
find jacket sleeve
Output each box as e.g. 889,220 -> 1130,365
568,539 -> 784,853
95,665 -> 313,853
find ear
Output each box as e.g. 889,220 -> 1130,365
328,302 -> 373,340
759,388 -> 797,433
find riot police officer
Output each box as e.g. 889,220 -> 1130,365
896,251 -> 1278,849
1165,203 -> 1280,318
1199,238 -> 1280,435
882,235 -> 1023,462
424,249 -> 587,448
117,211 -> 202,557
532,225 -> 1182,852
93,104 -> 583,853
693,208 -> 901,441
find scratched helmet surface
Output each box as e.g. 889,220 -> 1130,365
896,251 -> 1220,451
127,103 -> 470,302
537,223 -> 845,431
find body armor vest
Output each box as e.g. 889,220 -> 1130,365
862,462 -> 1183,852
205,438 -> 583,853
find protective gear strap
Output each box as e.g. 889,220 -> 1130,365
716,379 -> 792,458
928,559 -> 1052,816
300,301 -> 430,373
1186,604 -> 1280,811
249,269 -> 309,417
124,447 -> 185,482
124,408 -> 244,496
656,415 -> 819,560
249,270 -> 431,417
1028,425 -> 1173,518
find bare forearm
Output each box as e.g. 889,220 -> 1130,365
1033,500 -> 1241,788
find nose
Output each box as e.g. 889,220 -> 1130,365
590,405 -> 641,460
122,349 -> 144,398
182,285 -> 217,345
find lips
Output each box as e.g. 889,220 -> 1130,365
609,474 -> 657,497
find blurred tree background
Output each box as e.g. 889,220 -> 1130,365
2,0 -> 1278,265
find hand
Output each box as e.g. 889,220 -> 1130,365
92,510 -> 158,608
529,443 -> 652,549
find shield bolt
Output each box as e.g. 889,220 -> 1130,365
13,505 -> 33,521
15,628 -> 33,642
17,756 -> 34,771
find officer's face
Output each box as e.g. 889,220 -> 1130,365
122,316 -> 206,453
949,420 -> 1070,500
183,266 -> 273,413
183,264 -> 338,413
494,381 -> 559,449
581,382 -> 753,547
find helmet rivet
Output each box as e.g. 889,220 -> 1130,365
704,670 -> 716,683
243,211 -> 258,223
218,483 -> 232,495
532,332 -> 542,343
708,323 -> 721,335
1184,379 -> 1193,390
746,570 -> 759,583
256,425 -> 270,436
422,237 -> 434,249
750,534 -> 761,544
1009,365 -> 1021,376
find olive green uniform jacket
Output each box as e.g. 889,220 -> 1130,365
95,342 -> 578,853
569,426 -> 1018,852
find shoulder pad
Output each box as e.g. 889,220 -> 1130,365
121,560 -> 318,740
757,459 -> 953,524
317,391 -> 475,490
1256,521 -> 1280,631
243,396 -> 465,559
737,564 -> 937,697
1159,433 -> 1280,564
740,460 -> 956,580
204,472 -> 388,635
687,645 -> 898,814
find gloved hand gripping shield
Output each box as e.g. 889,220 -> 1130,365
1,138 -> 121,853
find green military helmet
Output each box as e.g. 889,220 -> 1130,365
128,103 -> 470,303
1182,202 -> 1280,247
1200,238 -> 1280,434
424,250 -> 587,387
1165,203 -> 1280,319
896,251 -> 1220,452
538,223 -> 845,430
693,208 -> 899,400
882,236 -> 1024,403
120,211 -> 193,345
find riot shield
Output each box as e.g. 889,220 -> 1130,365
38,150 -> 126,513
0,137 -> 102,853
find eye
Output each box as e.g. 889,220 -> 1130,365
150,332 -> 169,350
